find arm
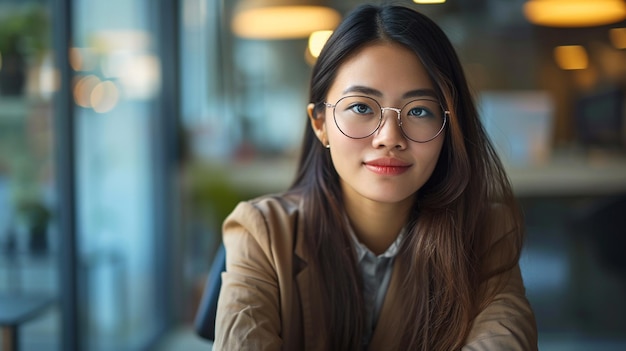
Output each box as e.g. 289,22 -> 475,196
462,264 -> 538,351
213,201 -> 282,351
463,204 -> 538,350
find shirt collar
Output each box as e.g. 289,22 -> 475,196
348,224 -> 406,261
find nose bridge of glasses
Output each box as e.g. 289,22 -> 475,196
380,106 -> 402,122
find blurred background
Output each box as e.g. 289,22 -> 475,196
0,0 -> 625,350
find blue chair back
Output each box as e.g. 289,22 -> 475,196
194,243 -> 226,341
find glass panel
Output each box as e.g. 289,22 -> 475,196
178,0 -> 242,324
0,0 -> 61,349
179,0 -> 230,321
71,0 -> 162,349
178,0 -> 310,325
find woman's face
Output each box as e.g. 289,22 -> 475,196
309,42 -> 446,207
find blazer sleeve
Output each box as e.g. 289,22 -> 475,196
463,204 -> 538,351
213,201 -> 282,351
462,264 -> 538,351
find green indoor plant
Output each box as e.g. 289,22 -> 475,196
16,197 -> 51,253
0,5 -> 49,95
9,153 -> 52,254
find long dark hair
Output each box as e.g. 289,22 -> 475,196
289,4 -> 523,350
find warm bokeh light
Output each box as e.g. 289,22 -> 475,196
101,53 -> 160,100
232,6 -> 341,39
39,67 -> 59,97
69,47 -> 98,72
91,80 -> 119,113
553,45 -> 589,70
524,0 -> 626,27
609,27 -> 626,49
308,30 -> 333,58
73,75 -> 101,108
69,48 -> 81,71
413,0 -> 446,4
90,30 -> 151,53
27,53 -> 59,98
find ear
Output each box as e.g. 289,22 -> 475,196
307,103 -> 328,146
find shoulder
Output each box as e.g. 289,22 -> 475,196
223,191 -> 303,248
216,192 -> 304,350
225,191 -> 302,227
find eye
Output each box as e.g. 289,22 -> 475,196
349,103 -> 374,114
403,99 -> 442,120
407,106 -> 432,118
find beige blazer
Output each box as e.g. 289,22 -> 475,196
214,193 -> 538,350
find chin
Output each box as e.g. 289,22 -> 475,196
361,189 -> 417,205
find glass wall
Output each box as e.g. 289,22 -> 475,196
71,0 -> 168,349
2,0 -> 175,349
0,0 -> 61,349
177,0 -> 314,322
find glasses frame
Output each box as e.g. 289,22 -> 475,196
324,95 -> 449,143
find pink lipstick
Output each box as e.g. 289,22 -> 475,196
363,158 -> 411,176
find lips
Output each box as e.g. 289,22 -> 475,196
363,158 -> 412,175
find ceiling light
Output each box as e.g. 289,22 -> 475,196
524,0 -> 626,27
554,45 -> 588,70
232,0 -> 341,39
413,0 -> 446,4
308,30 -> 333,58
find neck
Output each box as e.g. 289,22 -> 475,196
344,195 -> 413,255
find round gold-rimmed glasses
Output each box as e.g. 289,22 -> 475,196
324,95 -> 448,143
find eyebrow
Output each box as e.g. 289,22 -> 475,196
341,85 -> 438,99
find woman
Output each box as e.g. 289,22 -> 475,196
214,3 -> 537,350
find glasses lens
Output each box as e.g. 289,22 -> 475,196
333,96 -> 381,139
400,99 -> 445,142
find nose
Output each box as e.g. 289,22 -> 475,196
372,108 -> 407,150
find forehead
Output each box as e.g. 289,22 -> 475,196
327,42 -> 435,99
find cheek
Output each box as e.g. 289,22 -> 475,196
423,138 -> 445,163
422,142 -> 445,178
409,139 -> 445,174
327,132 -> 366,176
327,123 -> 348,150
329,140 -> 357,167
328,126 -> 363,155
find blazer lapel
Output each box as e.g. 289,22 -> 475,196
293,202 -> 326,350
368,256 -> 404,350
